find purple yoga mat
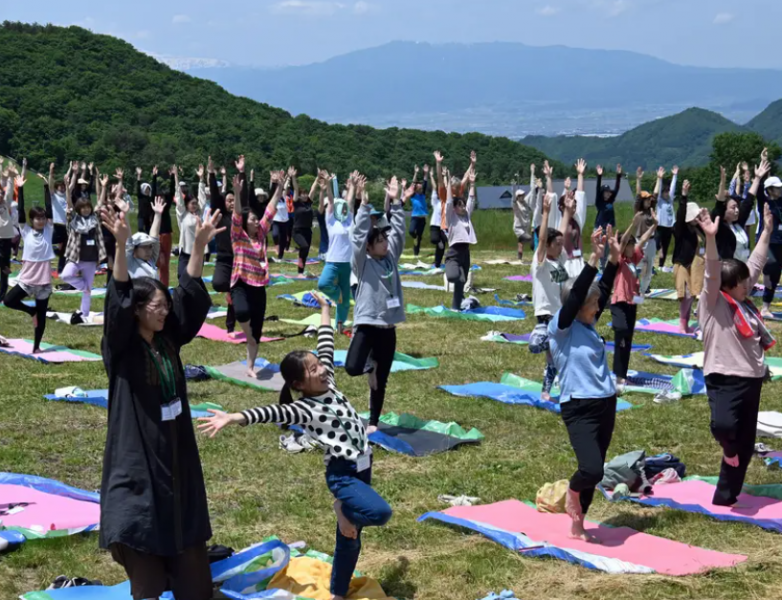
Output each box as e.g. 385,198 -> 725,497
504,275 -> 533,282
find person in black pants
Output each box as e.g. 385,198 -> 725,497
0,175 -> 15,302
290,168 -> 317,274
548,226 -> 620,542
754,153 -> 782,318
135,168 -> 154,234
208,157 -> 238,333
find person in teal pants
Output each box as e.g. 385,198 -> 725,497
317,170 -> 355,332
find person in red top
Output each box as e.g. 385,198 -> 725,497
610,211 -> 657,392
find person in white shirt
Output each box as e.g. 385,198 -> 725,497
513,164 -> 536,262
49,161 -> 75,277
174,166 -> 207,280
0,173 -> 16,302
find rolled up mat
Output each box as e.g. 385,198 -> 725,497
0,339 -> 101,364
407,304 -> 526,322
418,499 -> 746,575
605,479 -> 782,532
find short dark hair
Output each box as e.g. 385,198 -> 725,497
131,277 -> 172,314
367,227 -> 389,246
73,199 -> 93,215
279,350 -> 313,405
720,259 -> 750,291
453,197 -> 466,208
546,228 -> 563,246
28,206 -> 46,221
241,207 -> 262,233
625,234 -> 637,246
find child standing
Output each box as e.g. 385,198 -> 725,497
199,294 -> 392,600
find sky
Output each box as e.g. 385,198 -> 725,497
3,0 -> 780,70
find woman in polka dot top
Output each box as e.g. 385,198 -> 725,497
199,293 -> 392,600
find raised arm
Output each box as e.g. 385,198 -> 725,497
536,193 -> 553,263
558,228 -> 606,330
543,160 -> 554,195
595,165 -> 605,211
655,166 -> 665,200
576,159 -> 586,193
434,151 -> 444,191
699,208 -> 722,310
352,183 -> 374,275
150,197 -> 164,240
559,191 -> 575,238
635,167 -> 644,197
675,180 -> 691,237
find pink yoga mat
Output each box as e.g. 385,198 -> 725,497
0,484 -> 100,531
197,324 -> 282,345
442,500 -> 745,575
0,339 -> 98,363
504,275 -> 533,282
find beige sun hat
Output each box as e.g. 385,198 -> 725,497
685,202 -> 701,223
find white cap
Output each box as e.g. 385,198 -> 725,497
765,176 -> 782,190
129,232 -> 156,248
254,188 -> 267,197
514,189 -> 525,197
685,202 -> 701,223
77,178 -> 89,185
179,180 -> 188,187
140,183 -> 152,196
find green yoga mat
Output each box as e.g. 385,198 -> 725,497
363,411 -> 484,441
406,304 -> 526,323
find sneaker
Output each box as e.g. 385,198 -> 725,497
654,390 -> 682,404
47,576 -> 71,590
55,283 -> 75,291
615,383 -> 626,396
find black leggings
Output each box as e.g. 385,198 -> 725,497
560,396 -> 617,514
430,226 -> 447,268
706,374 -> 763,506
230,280 -> 267,342
286,218 -> 294,251
445,243 -> 470,310
4,284 -> 50,351
0,238 -> 11,301
53,224 -> 68,274
292,228 -> 312,274
212,256 -> 236,332
610,302 -> 637,379
763,244 -> 782,304
272,222 -> 288,259
344,326 -> 397,426
409,217 -> 426,256
657,226 -> 674,267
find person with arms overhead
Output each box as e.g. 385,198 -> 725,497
408,164 -> 429,258
150,165 -> 176,287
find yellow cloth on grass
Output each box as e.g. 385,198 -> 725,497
536,480 -> 569,514
268,556 -> 394,600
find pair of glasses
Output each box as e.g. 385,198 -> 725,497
145,302 -> 170,314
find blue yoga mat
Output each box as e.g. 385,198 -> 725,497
440,382 -> 633,413
44,391 -> 220,419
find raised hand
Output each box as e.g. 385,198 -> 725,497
88,162 -> 94,172
386,176 -> 399,199
672,165 -> 679,175
542,192 -> 552,213
697,209 -> 719,238
232,174 -> 242,196
607,226 -> 621,263
470,150 -> 477,165
414,165 -> 420,175
590,226 -> 605,258
403,182 -> 416,203
756,160 -> 772,179
636,166 -> 644,179
596,165 -> 603,176
469,169 -> 476,184
762,147 -> 769,162
196,164 -> 205,179
152,196 -> 166,214
434,150 -> 443,163
152,165 -> 159,176
616,164 -> 623,175
135,167 -> 142,179
235,155 -> 245,172
576,158 -> 586,174
530,163 -> 536,175
220,166 -> 227,176
194,208 -> 227,247
542,160 -> 553,178
14,176 -> 26,188
657,166 -> 665,179
100,174 -> 109,188
682,179 -> 691,196
563,190 -> 576,213
288,165 -> 297,178
169,165 -> 177,176
207,156 -> 214,173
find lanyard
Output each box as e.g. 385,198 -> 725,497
145,339 -> 177,401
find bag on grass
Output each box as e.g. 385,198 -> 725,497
536,480 -> 569,513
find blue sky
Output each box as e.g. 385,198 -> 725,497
5,0 -> 780,69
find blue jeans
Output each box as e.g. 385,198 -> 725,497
317,211 -> 330,255
318,262 -> 352,325
326,458 -> 392,597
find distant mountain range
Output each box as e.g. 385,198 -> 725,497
181,41 -> 782,139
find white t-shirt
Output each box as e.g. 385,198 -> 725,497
430,191 -> 442,228
22,223 -> 55,262
273,199 -> 289,223
326,211 -> 353,263
51,191 -> 68,226
532,251 -> 569,317
732,224 -> 750,263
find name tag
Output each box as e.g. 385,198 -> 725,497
633,295 -> 645,305
572,249 -> 582,258
699,247 -> 705,256
356,448 -> 372,472
161,398 -> 182,422
85,240 -> 95,246
386,297 -> 401,309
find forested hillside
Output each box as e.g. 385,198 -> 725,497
0,22 -> 558,181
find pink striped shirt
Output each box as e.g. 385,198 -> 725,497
230,205 -> 274,287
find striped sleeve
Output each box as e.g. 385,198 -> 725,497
241,401 -> 314,426
316,326 -> 335,377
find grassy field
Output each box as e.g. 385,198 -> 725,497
3,203 -> 782,599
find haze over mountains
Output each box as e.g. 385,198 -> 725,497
182,41 -> 782,138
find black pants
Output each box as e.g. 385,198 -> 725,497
212,256 -> 236,332
706,374 -> 764,506
0,237 -> 11,302
286,218 -> 294,251
763,244 -> 782,304
657,226 -> 673,267
272,222 -> 288,259
430,226 -> 447,268
293,227 -> 312,273
52,224 -> 68,274
344,326 -> 397,426
230,280 -> 267,342
409,217 -> 426,256
445,243 -> 470,310
177,252 -> 190,281
560,396 -> 617,514
610,302 -> 637,379
4,284 -> 50,351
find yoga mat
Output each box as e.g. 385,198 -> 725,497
276,290 -> 354,309
608,480 -> 782,532
646,288 -> 679,301
418,500 -> 745,575
0,472 -> 100,541
52,287 -> 107,297
43,390 -> 223,419
205,306 -> 229,320
503,275 -> 532,282
399,267 -> 444,276
330,350 -> 438,373
484,259 -> 525,266
482,332 -> 651,353
46,312 -> 104,326
401,281 -> 446,291
204,359 -> 286,391
407,304 -> 526,322
493,294 -> 532,307
645,352 -> 782,379
631,319 -> 699,339
399,261 -> 434,270
197,324 -> 283,345
279,314 -> 352,328
757,411 -> 782,439
0,339 -> 101,364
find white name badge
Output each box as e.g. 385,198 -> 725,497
161,398 -> 182,422
633,295 -> 645,305
386,297 -> 401,309
699,247 -> 705,256
86,239 -> 95,246
572,249 -> 582,258
356,450 -> 372,472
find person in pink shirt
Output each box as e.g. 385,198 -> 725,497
610,211 -> 657,392
699,197 -> 774,508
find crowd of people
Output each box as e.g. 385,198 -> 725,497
1,146 -> 781,599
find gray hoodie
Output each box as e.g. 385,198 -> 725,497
351,203 -> 406,327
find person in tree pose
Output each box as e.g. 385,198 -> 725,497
549,226 -> 620,542
289,167 -> 318,274
98,202 -> 221,600
700,201 -> 774,507
135,167 -> 154,234
408,164 -> 429,258
633,167 -> 658,296
174,164 -> 207,280
3,172 -> 53,353
673,180 -> 705,334
429,154 -> 448,268
594,163 -> 622,268
49,160 -> 72,281
550,160 -> 587,280
654,165 -> 678,271
198,293 -> 392,600
150,166 -> 176,287
513,164 -> 535,262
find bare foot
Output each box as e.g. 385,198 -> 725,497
331,595 -> 346,600
565,488 -> 582,522
334,500 -> 357,539
366,425 -> 378,435
541,391 -> 551,402
569,519 -> 601,544
32,347 -> 42,354
723,453 -> 740,468
246,368 -> 257,379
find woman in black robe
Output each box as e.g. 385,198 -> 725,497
98,204 -> 224,600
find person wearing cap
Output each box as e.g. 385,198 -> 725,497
756,151 -> 782,318
513,164 -> 535,262
633,169 -> 658,295
654,165 -> 678,272
346,175 -> 408,432
127,197 -> 165,280
408,165 -> 429,258
135,167 -> 154,234
672,179 -> 704,334
712,164 -> 761,263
